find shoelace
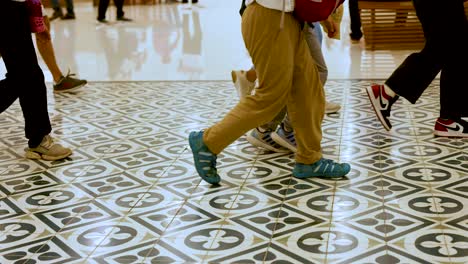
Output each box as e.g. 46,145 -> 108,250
319,158 -> 338,172
41,136 -> 54,150
57,70 -> 77,84
199,151 -> 217,173
64,69 -> 78,79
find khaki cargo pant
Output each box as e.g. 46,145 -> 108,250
203,2 -> 325,164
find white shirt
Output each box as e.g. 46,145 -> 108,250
245,0 -> 295,12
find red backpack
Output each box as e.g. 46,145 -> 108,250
294,0 -> 345,23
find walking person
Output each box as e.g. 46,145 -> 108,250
0,0 -> 72,161
188,0 -> 351,185
232,0 -> 343,153
97,0 -> 132,23
367,0 -> 468,137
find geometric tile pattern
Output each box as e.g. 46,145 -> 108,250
1,80 -> 467,263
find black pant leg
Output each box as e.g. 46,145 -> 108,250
386,0 -> 467,119
115,0 -> 124,18
438,0 -> 468,118
348,0 -> 362,38
0,1 -> 52,147
0,78 -> 19,113
98,0 -> 110,20
385,0 -> 444,104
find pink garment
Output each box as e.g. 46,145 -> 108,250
26,0 -> 45,33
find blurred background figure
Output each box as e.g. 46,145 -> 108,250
49,0 -> 76,20
97,0 -> 133,23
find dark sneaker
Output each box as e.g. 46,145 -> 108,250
246,129 -> 291,153
25,135 -> 72,161
97,18 -> 109,23
271,124 -> 297,153
434,118 -> 468,138
53,71 -> 87,93
117,16 -> 133,22
62,13 -> 76,20
350,32 -> 362,42
366,84 -> 399,131
293,158 -> 351,179
50,10 -> 63,21
188,131 -> 221,185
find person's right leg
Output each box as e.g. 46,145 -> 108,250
0,1 -> 71,160
286,25 -> 350,178
272,22 -> 338,152
63,0 -> 76,18
97,0 -> 110,21
348,0 -> 362,41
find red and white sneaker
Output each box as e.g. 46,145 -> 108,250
434,118 -> 468,138
366,84 -> 399,131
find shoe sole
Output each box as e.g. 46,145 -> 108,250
293,163 -> 351,179
25,149 -> 72,161
366,86 -> 391,131
54,82 -> 87,93
270,132 -> 297,153
325,105 -> 341,114
246,132 -> 291,153
433,131 -> 468,138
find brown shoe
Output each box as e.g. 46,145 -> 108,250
25,135 -> 72,161
53,71 -> 87,93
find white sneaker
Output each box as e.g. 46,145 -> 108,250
231,70 -> 255,98
25,135 -> 72,161
325,101 -> 341,114
246,129 -> 291,153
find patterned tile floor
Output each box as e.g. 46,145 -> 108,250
0,80 -> 466,264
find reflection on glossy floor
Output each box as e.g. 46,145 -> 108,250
1,0 -> 418,81
1,1 -> 467,264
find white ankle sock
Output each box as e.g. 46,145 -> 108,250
384,84 -> 397,97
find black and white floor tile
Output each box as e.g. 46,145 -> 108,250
1,80 -> 466,263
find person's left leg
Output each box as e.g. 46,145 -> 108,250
434,0 -> 468,137
436,0 -> 468,119
0,0 -> 51,146
114,0 -> 132,21
35,16 -> 87,93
